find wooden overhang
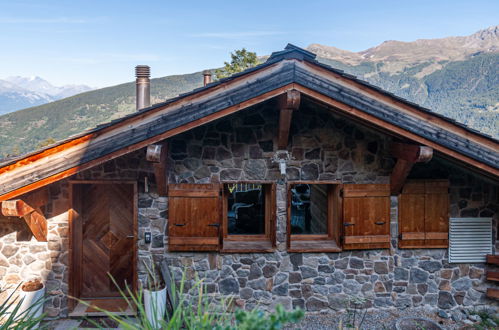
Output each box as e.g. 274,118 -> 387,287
0,44 -> 498,201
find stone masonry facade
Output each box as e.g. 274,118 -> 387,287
0,101 -> 497,318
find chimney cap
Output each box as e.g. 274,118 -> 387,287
135,65 -> 150,78
202,69 -> 212,76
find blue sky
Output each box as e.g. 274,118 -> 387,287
0,0 -> 497,87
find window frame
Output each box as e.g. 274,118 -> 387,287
221,180 -> 276,253
287,181 -> 342,252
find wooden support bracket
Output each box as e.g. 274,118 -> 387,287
390,142 -> 433,195
277,90 -> 301,149
0,188 -> 48,241
146,141 -> 169,196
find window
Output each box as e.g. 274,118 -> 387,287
398,180 -> 449,248
226,183 -> 265,235
167,182 -> 276,253
222,182 -> 276,252
287,182 -> 342,252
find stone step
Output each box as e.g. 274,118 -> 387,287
486,254 -> 499,265
486,288 -> 499,299
487,271 -> 499,282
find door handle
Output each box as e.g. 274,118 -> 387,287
344,222 -> 355,226
208,223 -> 220,227
126,235 -> 134,239
375,221 -> 386,225
174,223 -> 185,227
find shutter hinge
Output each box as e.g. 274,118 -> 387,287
208,223 -> 220,227
343,222 -> 355,226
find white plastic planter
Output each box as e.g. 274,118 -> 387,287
144,287 -> 167,328
19,284 -> 45,328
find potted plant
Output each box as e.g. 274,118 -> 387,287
19,279 -> 45,328
143,261 -> 167,328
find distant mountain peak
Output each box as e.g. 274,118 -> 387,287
0,76 -> 94,114
307,25 -> 499,67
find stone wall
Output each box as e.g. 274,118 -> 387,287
0,100 -> 497,319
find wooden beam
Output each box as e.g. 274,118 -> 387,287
1,200 -> 34,217
147,141 -> 169,196
23,208 -> 47,242
0,189 -> 48,241
277,90 -> 300,149
390,142 -> 433,195
391,142 -> 433,163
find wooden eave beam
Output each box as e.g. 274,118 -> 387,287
390,142 -> 433,195
0,189 -> 48,241
277,90 -> 301,149
146,141 -> 169,196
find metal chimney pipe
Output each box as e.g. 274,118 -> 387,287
202,70 -> 212,86
135,65 -> 150,110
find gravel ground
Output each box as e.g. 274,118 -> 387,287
284,307 -> 476,330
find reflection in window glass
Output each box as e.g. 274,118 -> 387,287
290,184 -> 328,235
227,183 -> 265,235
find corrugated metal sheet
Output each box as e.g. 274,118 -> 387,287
449,217 -> 492,263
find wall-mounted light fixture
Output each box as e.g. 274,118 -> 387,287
271,150 -> 293,181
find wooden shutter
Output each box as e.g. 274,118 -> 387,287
398,180 -> 449,248
398,182 -> 426,248
342,184 -> 391,250
168,184 -> 221,251
424,180 -> 449,247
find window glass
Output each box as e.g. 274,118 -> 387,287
290,184 -> 328,235
226,183 -> 265,235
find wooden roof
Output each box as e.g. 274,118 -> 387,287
1,44 -> 498,200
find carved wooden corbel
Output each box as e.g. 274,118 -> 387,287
390,142 -> 433,195
1,188 -> 48,241
146,141 -> 169,196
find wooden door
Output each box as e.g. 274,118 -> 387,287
72,182 -> 136,299
168,184 -> 221,251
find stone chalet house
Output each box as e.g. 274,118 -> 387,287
0,45 -> 498,319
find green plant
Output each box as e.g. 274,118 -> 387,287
0,285 -> 47,329
471,307 -> 499,330
143,260 -> 165,291
215,48 -> 260,79
83,269 -> 303,330
226,305 -> 304,330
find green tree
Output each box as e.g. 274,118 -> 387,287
215,48 -> 260,79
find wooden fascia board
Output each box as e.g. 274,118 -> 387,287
292,83 -> 499,178
0,83 -> 297,201
300,60 -> 498,151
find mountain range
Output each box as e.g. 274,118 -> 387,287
0,25 -> 497,160
0,76 -> 92,115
